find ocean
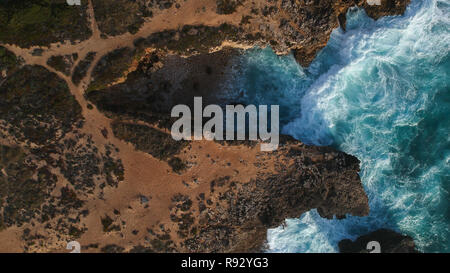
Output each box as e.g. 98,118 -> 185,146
224,0 -> 449,252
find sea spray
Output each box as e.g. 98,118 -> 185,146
225,0 -> 449,252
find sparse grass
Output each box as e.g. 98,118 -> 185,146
168,157 -> 187,174
72,52 -> 96,85
0,145 -> 57,227
87,47 -> 135,93
0,0 -> 91,47
47,55 -> 73,76
0,46 -> 22,76
0,65 -> 82,144
216,0 -> 242,14
100,244 -> 125,253
111,121 -> 188,161
68,225 -> 84,238
91,0 -> 144,36
145,24 -> 245,55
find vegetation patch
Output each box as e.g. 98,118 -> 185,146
0,46 -> 22,81
85,50 -> 174,129
168,157 -> 187,174
216,0 -> 242,14
100,244 -> 125,253
0,145 -> 57,227
72,52 -> 96,85
47,54 -> 74,76
87,47 -> 136,92
112,121 -> 188,160
145,24 -> 247,55
0,65 -> 82,145
0,0 -> 91,47
59,186 -> 84,210
92,0 -> 145,36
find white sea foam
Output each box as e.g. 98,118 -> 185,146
263,0 -> 450,253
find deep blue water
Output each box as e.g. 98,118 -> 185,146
224,0 -> 449,252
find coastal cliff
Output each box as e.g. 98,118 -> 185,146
0,0 -> 410,252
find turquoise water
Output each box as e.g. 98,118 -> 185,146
228,0 -> 450,252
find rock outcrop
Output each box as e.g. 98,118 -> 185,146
362,0 -> 411,20
83,45 -> 370,252
339,229 -> 420,253
179,139 -> 369,252
0,1 -> 410,66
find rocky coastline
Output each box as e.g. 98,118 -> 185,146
0,0 -> 412,252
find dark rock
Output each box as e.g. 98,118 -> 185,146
362,0 -> 411,20
339,229 -> 420,253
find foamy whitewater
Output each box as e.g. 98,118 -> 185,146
226,0 -> 449,252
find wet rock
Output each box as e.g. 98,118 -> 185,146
362,0 -> 411,20
339,228 -> 420,253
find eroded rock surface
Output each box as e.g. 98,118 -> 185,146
91,0 -> 410,66
84,46 -> 368,252
339,229 -> 420,253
